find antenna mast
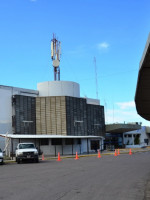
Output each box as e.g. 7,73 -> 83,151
51,33 -> 61,81
94,57 -> 98,99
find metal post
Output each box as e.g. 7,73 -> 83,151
58,68 -> 60,81
62,139 -> 63,155
132,134 -> 134,145
55,145 -> 56,157
80,142 -> 81,155
72,139 -> 73,155
39,139 -> 40,153
11,139 -> 13,160
87,138 -> 89,154
54,68 -> 57,81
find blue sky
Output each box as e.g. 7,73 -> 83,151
0,0 -> 150,125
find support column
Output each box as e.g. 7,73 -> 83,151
11,139 -> 13,160
87,138 -> 89,154
72,139 -> 73,155
62,139 -> 63,156
55,145 -> 56,157
39,139 -> 40,154
132,134 -> 134,145
80,142 -> 81,155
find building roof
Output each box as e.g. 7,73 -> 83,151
106,123 -> 141,134
135,33 -> 150,121
0,134 -> 104,139
0,84 -> 38,95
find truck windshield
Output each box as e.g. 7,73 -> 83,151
19,144 -> 35,149
0,148 -> 2,152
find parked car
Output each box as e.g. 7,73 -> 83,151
0,148 -> 4,165
15,143 -> 39,164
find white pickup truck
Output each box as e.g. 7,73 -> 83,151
16,143 -> 39,164
0,148 -> 4,165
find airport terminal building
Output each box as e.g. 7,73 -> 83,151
0,81 -> 105,156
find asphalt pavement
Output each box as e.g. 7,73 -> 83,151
1,152 -> 150,200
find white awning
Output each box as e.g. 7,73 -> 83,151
0,134 -> 104,139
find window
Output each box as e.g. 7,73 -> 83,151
65,139 -> 74,145
91,140 -> 100,150
51,139 -> 62,145
77,139 -> 81,145
19,144 -> 35,149
40,139 -> 49,146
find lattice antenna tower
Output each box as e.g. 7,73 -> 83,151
51,33 -> 61,81
94,57 -> 98,99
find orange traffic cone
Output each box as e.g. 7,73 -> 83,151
97,150 -> 101,158
129,148 -> 132,155
57,152 -> 61,161
75,152 -> 79,160
114,149 -> 117,156
42,153 -> 45,161
117,149 -> 120,155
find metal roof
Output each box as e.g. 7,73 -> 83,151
135,33 -> 150,121
0,134 -> 104,139
106,123 -> 141,134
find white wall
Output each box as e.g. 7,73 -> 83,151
10,138 -> 104,156
37,81 -> 80,97
123,126 -> 150,147
86,98 -> 100,105
40,138 -> 104,155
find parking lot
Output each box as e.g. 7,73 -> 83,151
1,152 -> 150,200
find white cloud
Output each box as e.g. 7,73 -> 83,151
97,42 -> 109,49
116,101 -> 135,109
104,100 -> 150,126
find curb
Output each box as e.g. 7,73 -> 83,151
4,149 -> 150,163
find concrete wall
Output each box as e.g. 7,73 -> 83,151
37,81 -> 80,97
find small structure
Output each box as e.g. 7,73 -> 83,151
105,123 -> 141,149
123,126 -> 150,148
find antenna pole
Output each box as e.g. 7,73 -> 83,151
94,57 -> 98,99
51,34 -> 61,81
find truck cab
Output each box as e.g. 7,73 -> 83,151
16,143 -> 39,164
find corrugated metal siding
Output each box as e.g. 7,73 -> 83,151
86,104 -> 105,136
36,97 -> 41,134
14,95 -> 105,136
36,97 -> 67,135
66,97 -> 87,136
14,95 -> 36,134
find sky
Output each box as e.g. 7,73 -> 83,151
0,0 -> 150,126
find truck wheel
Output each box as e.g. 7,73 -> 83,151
36,158 -> 39,163
0,160 -> 3,165
17,158 -> 20,164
